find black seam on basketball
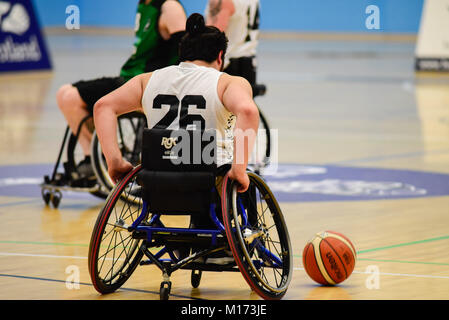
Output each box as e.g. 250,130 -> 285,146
335,233 -> 357,258
322,238 -> 348,280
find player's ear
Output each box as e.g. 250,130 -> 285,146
217,50 -> 224,71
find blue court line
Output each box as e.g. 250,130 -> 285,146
0,273 -> 205,300
329,148 -> 449,166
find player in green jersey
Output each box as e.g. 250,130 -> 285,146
56,0 -> 186,177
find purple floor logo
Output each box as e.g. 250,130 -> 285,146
1,163 -> 449,203
262,164 -> 449,202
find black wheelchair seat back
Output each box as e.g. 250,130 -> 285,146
137,128 -> 217,215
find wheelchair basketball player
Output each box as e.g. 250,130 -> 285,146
93,13 -> 260,260
55,0 -> 186,183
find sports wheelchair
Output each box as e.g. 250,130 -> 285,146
88,128 -> 292,300
41,112 -> 147,208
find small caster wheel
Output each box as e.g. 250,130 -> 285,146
42,189 -> 51,205
160,281 -> 171,300
191,270 -> 202,288
51,191 -> 62,209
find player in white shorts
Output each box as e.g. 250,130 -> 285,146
93,13 -> 260,193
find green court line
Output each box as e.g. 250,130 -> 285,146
357,258 -> 449,266
4,235 -> 449,267
356,235 -> 449,254
5,234 -> 449,252
292,235 -> 449,264
0,240 -> 157,253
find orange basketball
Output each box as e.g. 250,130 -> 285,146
302,231 -> 357,285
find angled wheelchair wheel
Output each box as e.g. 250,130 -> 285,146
88,165 -> 146,294
222,172 -> 292,300
66,120 -> 109,199
249,107 -> 271,173
91,112 -> 147,193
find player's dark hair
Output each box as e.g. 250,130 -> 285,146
179,13 -> 228,63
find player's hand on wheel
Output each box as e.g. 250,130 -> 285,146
228,166 -> 249,193
108,158 -> 133,184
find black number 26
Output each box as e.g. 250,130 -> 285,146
152,94 -> 206,130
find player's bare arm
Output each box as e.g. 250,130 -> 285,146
159,0 -> 187,40
219,73 -> 259,192
206,0 -> 235,31
93,73 -> 151,182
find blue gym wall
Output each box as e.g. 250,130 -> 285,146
33,0 -> 424,33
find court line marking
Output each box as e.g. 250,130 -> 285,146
4,235 -> 449,267
3,252 -> 449,281
0,240 -> 88,247
5,234 -> 449,252
0,273 -> 205,300
357,258 -> 449,267
0,252 -> 87,260
356,235 -> 449,254
293,267 -> 449,280
293,234 -> 449,260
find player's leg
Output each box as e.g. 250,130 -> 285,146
56,84 -> 92,157
56,77 -> 126,177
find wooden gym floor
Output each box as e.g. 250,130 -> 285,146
1,31 -> 449,300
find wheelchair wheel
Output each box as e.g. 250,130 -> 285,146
91,112 -> 147,193
88,165 -> 146,294
249,107 -> 271,172
221,172 -> 292,300
65,131 -> 109,199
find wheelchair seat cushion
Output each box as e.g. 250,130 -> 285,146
137,170 -> 215,214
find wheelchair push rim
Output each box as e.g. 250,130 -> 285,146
88,165 -> 146,294
91,112 -> 147,193
222,172 -> 293,300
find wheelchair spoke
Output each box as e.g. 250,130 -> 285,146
89,165 -> 147,293
98,231 -> 136,282
224,172 -> 292,299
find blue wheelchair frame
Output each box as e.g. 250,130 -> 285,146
126,191 -> 283,278
127,189 -> 240,274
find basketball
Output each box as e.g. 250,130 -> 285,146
302,231 -> 357,285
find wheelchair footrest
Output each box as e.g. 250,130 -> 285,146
134,226 -> 228,248
139,259 -> 239,272
180,262 -> 239,272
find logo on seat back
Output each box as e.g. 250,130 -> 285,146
161,136 -> 177,149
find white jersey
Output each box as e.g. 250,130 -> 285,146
141,62 -> 236,166
206,0 -> 260,68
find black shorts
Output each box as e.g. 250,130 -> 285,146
224,57 -> 256,85
72,76 -> 126,113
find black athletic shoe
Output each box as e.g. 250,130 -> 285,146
77,156 -> 95,178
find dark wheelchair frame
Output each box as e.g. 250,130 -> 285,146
40,112 -> 147,208
88,128 -> 292,300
